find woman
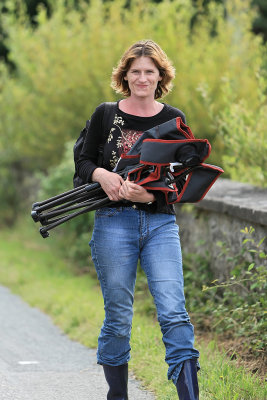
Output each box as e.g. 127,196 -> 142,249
77,40 -> 200,400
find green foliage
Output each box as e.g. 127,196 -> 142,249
0,0 -> 266,175
37,141 -> 75,198
135,227 -> 267,358
200,71 -> 267,186
0,162 -> 21,225
37,141 -> 95,268
252,0 -> 267,42
202,227 -> 267,355
0,156 -> 37,226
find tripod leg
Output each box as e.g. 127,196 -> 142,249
39,197 -> 112,238
32,182 -> 102,213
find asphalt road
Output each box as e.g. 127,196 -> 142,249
0,285 -> 155,400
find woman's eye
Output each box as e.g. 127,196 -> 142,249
130,70 -> 155,74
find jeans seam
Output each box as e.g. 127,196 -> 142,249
92,239 -> 106,289
139,210 -> 142,248
147,212 -> 150,239
139,211 -> 150,247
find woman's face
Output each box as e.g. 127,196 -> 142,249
125,56 -> 162,100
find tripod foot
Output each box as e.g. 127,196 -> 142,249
40,227 -> 50,238
31,210 -> 40,222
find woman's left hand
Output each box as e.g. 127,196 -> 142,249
119,179 -> 155,203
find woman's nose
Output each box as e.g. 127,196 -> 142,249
138,72 -> 147,81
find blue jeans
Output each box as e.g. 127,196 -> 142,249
89,206 -> 199,384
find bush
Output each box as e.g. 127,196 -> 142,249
201,227 -> 266,355
200,71 -> 267,186
0,157 -> 39,225
134,226 -> 267,358
37,141 -> 95,269
0,0 -> 266,174
0,162 -> 21,225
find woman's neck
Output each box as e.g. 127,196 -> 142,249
119,97 -> 163,117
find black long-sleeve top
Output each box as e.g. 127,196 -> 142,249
77,101 -> 186,214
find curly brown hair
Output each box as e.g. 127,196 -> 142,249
111,40 -> 175,99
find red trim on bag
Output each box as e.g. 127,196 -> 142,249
121,153 -> 140,159
173,168 -> 190,176
196,170 -> 224,202
176,117 -> 195,139
142,138 -> 210,145
164,190 -> 178,204
127,165 -> 162,185
127,166 -> 143,175
172,172 -> 192,204
166,186 -> 180,203
200,163 -> 224,173
127,166 -> 144,182
142,185 -> 177,192
135,170 -> 161,186
139,160 -> 170,166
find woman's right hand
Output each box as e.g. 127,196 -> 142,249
92,168 -> 124,201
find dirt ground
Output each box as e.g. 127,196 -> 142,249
197,332 -> 266,381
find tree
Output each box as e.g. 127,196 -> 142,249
251,0 -> 267,42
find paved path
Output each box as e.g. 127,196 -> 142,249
0,285 -> 155,400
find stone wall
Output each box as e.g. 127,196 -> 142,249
175,179 -> 267,280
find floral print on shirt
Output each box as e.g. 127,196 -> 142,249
107,114 -> 143,169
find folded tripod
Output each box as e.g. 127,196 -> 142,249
31,116 -> 224,238
31,181 -> 110,238
31,163 -> 186,238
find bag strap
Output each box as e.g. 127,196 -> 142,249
97,101 -> 117,166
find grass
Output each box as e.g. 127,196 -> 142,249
0,216 -> 266,399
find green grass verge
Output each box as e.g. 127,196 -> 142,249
0,218 -> 266,400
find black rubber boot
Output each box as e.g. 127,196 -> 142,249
176,359 -> 199,400
103,364 -> 128,400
